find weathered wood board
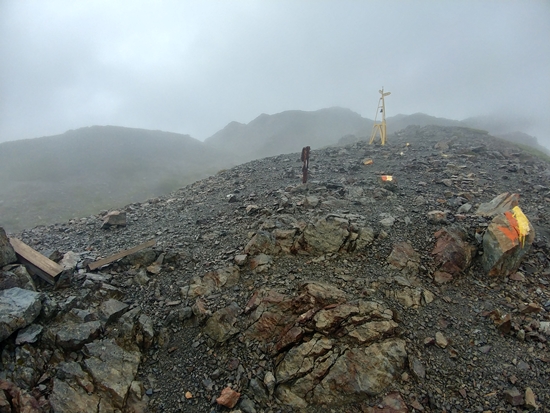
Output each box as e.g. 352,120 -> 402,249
9,238 -> 63,284
88,239 -> 156,271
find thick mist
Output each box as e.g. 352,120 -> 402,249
0,1 -> 548,146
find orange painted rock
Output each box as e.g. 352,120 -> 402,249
379,175 -> 397,191
482,206 -> 534,276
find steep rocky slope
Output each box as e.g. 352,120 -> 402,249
1,125 -> 550,412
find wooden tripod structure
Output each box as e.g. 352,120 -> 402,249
369,87 -> 391,145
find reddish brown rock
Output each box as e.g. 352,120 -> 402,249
216,387 -> 240,408
274,326 -> 304,353
432,226 -> 474,275
246,290 -> 295,343
0,379 -> 43,413
244,291 -> 261,314
246,282 -> 348,345
244,283 -> 407,408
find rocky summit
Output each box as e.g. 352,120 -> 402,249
1,125 -> 549,413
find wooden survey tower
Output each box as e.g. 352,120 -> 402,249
369,87 -> 391,145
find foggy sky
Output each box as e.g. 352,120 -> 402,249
1,1 -> 549,146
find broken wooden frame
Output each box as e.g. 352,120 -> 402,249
88,239 -> 156,271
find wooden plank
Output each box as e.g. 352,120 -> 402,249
9,238 -> 63,285
88,239 -> 156,271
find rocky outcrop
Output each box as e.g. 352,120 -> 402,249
0,286 -> 150,412
243,213 -> 375,257
240,282 -> 407,408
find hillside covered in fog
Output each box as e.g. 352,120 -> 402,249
0,108 -> 546,232
0,126 -> 228,231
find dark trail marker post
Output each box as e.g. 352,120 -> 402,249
301,146 -> 310,183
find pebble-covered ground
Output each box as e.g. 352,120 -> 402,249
9,125 -> 550,412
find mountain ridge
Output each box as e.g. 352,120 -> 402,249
1,109 -> 546,233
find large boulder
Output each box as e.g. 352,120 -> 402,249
303,215 -> 373,254
303,215 -> 350,253
482,206 -> 535,276
0,288 -> 42,342
54,321 -> 102,351
243,283 -> 407,408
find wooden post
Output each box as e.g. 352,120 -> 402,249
301,146 -> 310,183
